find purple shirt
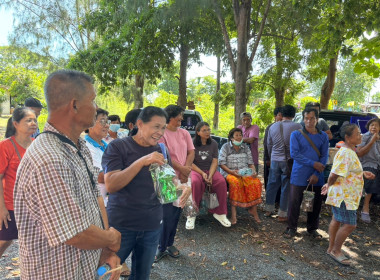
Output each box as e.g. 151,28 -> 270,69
238,124 -> 259,165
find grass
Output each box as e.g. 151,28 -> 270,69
0,115 -> 11,141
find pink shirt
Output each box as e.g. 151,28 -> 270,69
159,128 -> 195,174
238,124 -> 259,165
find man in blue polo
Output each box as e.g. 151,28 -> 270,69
283,107 -> 329,238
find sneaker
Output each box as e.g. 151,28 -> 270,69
283,228 -> 296,239
213,214 -> 231,227
361,212 -> 371,223
186,216 -> 196,230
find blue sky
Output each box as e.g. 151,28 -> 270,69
0,7 -> 13,46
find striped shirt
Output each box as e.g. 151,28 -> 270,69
218,142 -> 254,177
14,122 -> 103,279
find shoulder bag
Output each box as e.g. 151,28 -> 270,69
9,138 -> 22,160
279,122 -> 293,177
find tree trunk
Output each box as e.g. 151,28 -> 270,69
178,43 -> 189,109
213,56 -> 221,130
320,54 -> 338,109
214,0 -> 270,126
274,87 -> 285,108
234,1 -> 251,126
134,74 -> 144,109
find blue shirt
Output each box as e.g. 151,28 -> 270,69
31,126 -> 40,138
84,135 -> 108,152
290,129 -> 329,186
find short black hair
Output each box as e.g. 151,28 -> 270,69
302,107 -> 319,119
282,105 -> 296,118
96,108 -> 108,118
227,127 -> 243,142
137,106 -> 168,123
340,123 -> 359,140
274,107 -> 282,116
193,122 -> 211,147
125,109 -> 142,126
108,114 -> 120,123
44,69 -> 94,111
305,102 -> 321,111
164,105 -> 185,124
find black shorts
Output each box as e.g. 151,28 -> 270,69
363,167 -> 380,194
0,210 -> 18,241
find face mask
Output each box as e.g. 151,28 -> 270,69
232,139 -> 243,146
109,124 -> 120,132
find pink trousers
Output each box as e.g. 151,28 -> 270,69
190,170 -> 228,215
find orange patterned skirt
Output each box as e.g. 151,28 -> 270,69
226,175 -> 262,208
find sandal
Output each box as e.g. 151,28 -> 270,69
264,211 -> 273,217
329,252 -> 350,266
283,228 -> 296,239
166,245 -> 180,258
361,212 -> 371,223
308,230 -> 322,240
154,249 -> 168,263
186,216 -> 196,230
120,263 -> 131,277
213,214 -> 231,227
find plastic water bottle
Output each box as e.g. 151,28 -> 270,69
96,264 -> 111,280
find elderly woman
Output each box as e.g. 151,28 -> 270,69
356,118 -> 380,223
322,124 -> 375,266
219,128 -> 262,225
156,105 -> 193,261
85,108 -> 109,205
188,122 -> 230,229
0,107 -> 37,257
102,106 -> 189,279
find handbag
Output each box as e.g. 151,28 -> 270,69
203,184 -> 219,209
301,183 -> 315,212
279,122 -> 293,177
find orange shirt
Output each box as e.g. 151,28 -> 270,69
0,136 -> 28,210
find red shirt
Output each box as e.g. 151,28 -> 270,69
0,136 -> 28,210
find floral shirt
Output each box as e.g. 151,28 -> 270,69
326,147 -> 363,210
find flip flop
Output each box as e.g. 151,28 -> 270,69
154,250 -> 168,263
329,252 -> 350,266
166,245 -> 180,258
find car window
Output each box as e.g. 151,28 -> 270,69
181,114 -> 201,131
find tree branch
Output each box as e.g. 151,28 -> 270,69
249,0 -> 271,65
252,0 -> 264,40
249,79 -> 275,91
233,0 -> 240,27
213,0 -> 236,79
260,33 -> 294,41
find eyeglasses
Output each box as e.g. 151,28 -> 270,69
97,119 -> 109,126
200,128 -> 211,133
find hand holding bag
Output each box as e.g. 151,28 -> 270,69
149,143 -> 179,204
301,183 -> 315,212
203,183 -> 219,209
